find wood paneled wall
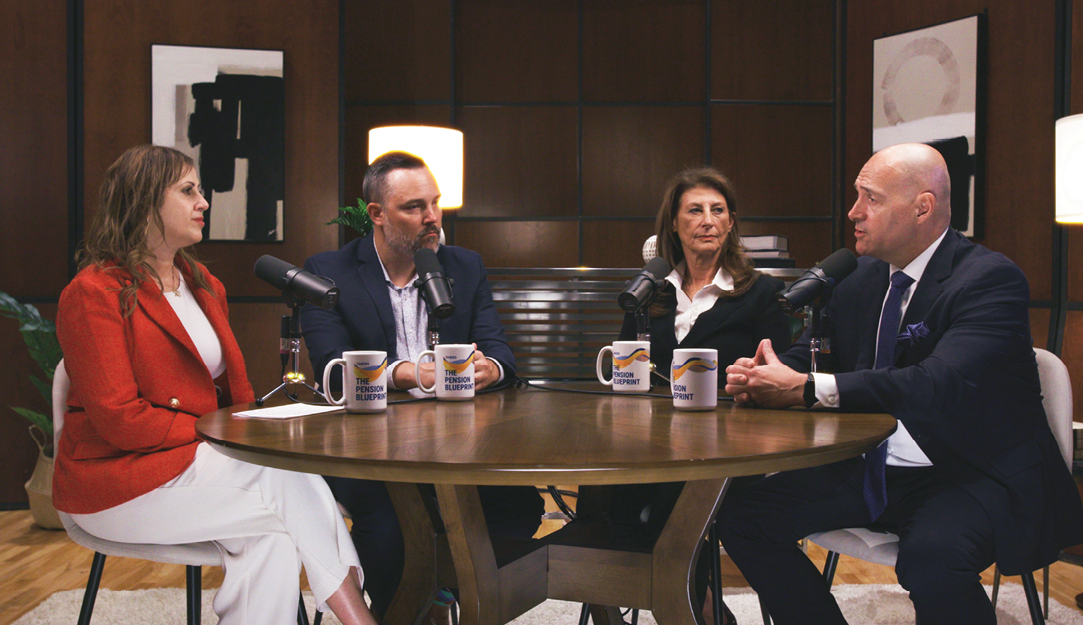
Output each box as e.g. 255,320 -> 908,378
343,0 -> 838,270
0,1 -> 70,503
0,0 -> 337,504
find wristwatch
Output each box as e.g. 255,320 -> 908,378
803,372 -> 816,408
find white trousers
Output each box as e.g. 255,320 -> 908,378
71,443 -> 363,625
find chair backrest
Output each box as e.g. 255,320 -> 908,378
52,359 -> 70,440
1033,347 -> 1073,471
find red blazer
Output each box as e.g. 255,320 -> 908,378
53,260 -> 254,514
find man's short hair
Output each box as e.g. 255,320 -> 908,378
362,151 -> 428,205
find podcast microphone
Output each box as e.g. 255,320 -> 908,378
618,257 -> 672,313
254,255 -> 340,310
413,248 -> 455,319
776,248 -> 858,314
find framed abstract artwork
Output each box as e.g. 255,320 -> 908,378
152,44 -> 285,242
873,14 -> 987,238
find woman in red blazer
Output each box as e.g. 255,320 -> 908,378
55,145 -> 376,625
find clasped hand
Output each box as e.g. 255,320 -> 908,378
724,338 -> 807,408
398,343 -> 500,391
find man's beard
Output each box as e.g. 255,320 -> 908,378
385,222 -> 439,257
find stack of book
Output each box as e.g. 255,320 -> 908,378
741,235 -> 793,268
1073,422 -> 1083,467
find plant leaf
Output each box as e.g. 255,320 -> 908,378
10,407 -> 52,438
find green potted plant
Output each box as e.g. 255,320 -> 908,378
0,291 -> 63,529
327,198 -> 373,238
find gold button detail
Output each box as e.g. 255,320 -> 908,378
168,398 -> 181,409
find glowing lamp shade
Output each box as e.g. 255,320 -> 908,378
1056,114 -> 1083,224
368,126 -> 464,209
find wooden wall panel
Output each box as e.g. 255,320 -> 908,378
711,0 -> 834,102
0,0 -> 69,298
456,0 -> 578,103
1061,312 -> 1083,423
582,106 -> 704,218
1030,308 -> 1051,353
0,1 -> 68,504
582,0 -> 705,102
1074,0 -> 1083,116
82,0 -> 340,300
344,105 -> 452,208
711,104 -> 833,219
343,0 -> 451,102
458,106 -> 579,218
845,1 -> 1056,301
455,221 -> 578,268
582,221 -> 657,268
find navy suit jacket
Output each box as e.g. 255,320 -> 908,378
300,236 -> 515,392
619,273 -> 791,379
781,229 -> 1083,574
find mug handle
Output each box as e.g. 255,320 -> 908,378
415,350 -> 437,393
322,358 -> 347,406
596,346 -> 614,386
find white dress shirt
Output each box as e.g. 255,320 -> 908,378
813,228 -> 948,467
665,262 -> 735,343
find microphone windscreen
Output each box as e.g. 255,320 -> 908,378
414,248 -> 442,276
254,255 -> 295,288
643,256 -> 672,281
815,248 -> 858,282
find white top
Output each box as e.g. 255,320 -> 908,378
165,277 -> 225,380
814,228 -> 949,467
664,262 -> 735,343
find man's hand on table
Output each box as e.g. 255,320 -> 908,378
725,339 -> 806,408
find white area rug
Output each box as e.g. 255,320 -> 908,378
14,584 -> 1083,624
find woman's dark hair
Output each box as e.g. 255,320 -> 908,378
78,145 -> 211,315
650,167 -> 759,315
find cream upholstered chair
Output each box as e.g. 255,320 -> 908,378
53,360 -> 314,625
759,347 -> 1070,625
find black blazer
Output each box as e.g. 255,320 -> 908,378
300,236 -> 515,392
620,272 -> 792,379
781,229 -> 1083,574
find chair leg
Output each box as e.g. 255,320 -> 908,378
1043,564 -> 1050,619
821,550 -> 840,586
451,600 -> 458,625
297,590 -> 310,625
314,607 -> 323,625
710,521 -> 723,625
992,565 -> 1001,608
758,595 -> 772,625
1020,571 -> 1046,625
578,603 -> 591,625
186,565 -> 202,625
77,552 -> 107,625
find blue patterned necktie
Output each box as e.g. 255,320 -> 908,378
863,270 -> 915,520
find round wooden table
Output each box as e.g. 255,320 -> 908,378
197,383 -> 896,625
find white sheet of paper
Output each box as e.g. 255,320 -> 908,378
234,404 -> 342,419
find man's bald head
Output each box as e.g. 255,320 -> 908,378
848,143 -> 953,267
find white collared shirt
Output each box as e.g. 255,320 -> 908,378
813,228 -> 949,467
665,262 -> 735,343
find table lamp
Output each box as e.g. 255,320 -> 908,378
368,125 -> 464,209
1056,113 -> 1083,224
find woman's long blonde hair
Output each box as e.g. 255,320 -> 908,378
650,167 -> 759,316
77,145 -> 211,315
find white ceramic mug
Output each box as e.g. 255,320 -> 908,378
596,340 -> 651,392
416,344 -> 476,401
670,348 -> 718,411
322,350 -> 388,413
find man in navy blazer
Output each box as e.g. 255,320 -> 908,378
720,143 -> 1083,624
300,152 -> 543,621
